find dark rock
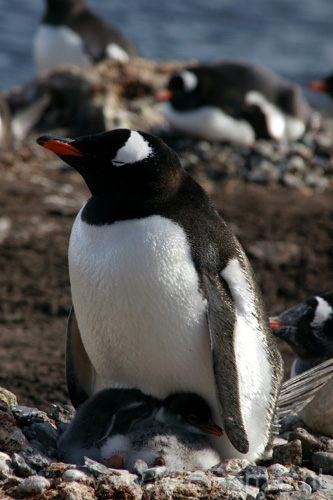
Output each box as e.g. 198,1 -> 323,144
289,428 -> 323,459
11,405 -> 49,426
312,452 -> 333,474
272,439 -> 303,466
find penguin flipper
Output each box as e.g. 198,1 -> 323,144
66,306 -> 95,408
275,358 -> 333,425
202,273 -> 249,454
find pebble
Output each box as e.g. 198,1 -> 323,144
11,452 -> 37,477
312,452 -> 333,475
142,465 -> 169,482
0,451 -> 13,477
15,475 -> 50,495
243,464 -> 268,487
273,439 -> 303,466
62,468 -> 91,483
289,427 -> 323,459
11,405 -> 49,426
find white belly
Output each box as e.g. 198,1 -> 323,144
69,210 -> 274,460
163,103 -> 255,145
33,25 -> 91,71
69,212 -> 215,400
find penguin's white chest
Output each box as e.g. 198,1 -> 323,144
68,212 -> 214,400
33,25 -> 91,71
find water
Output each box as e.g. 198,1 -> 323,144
0,0 -> 332,110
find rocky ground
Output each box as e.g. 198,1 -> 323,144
0,59 -> 333,498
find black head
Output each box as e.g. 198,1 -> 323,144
37,129 -> 185,220
161,393 -> 223,437
270,292 -> 333,360
157,69 -> 204,110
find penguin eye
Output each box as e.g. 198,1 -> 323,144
153,457 -> 165,466
187,414 -> 198,424
112,160 -> 126,167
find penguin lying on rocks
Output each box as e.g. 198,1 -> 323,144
157,60 -> 311,144
271,293 -> 333,437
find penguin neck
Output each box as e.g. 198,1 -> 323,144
44,0 -> 85,24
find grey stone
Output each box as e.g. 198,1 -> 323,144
81,456 -> 113,477
62,468 -> 91,483
11,452 -> 37,477
15,475 -> 50,495
297,480 -> 312,494
243,464 -> 268,488
0,451 -> 13,478
267,463 -> 290,477
282,172 -> 304,189
263,479 -> 295,492
20,449 -> 53,471
289,427 -> 323,459
142,465 -> 168,482
312,452 -> 333,474
11,405 -> 48,425
22,421 -> 58,452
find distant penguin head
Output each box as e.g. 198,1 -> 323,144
270,293 -> 333,360
308,72 -> 333,98
36,129 -> 184,210
158,393 -> 223,437
157,69 -> 203,110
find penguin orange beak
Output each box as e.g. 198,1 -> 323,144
270,320 -> 287,330
198,422 -> 223,437
156,89 -> 173,101
308,80 -> 329,92
36,135 -> 84,157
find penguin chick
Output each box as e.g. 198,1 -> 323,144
271,292 -> 333,437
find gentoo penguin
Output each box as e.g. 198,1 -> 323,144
58,388 -> 158,464
308,72 -> 333,99
36,128 -> 283,461
157,61 -> 310,144
270,292 -> 333,437
33,0 -> 140,72
101,398 -> 222,473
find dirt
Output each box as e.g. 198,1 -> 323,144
0,140 -> 332,412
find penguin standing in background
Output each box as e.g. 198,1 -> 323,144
270,292 -> 333,437
157,60 -> 311,144
33,0 -> 140,72
37,128 -> 283,461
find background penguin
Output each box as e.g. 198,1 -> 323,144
270,292 -> 333,437
157,60 -> 311,144
57,388 -> 158,465
308,72 -> 333,99
36,127 -> 284,461
33,0 -> 140,72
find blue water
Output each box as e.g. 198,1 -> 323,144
0,0 -> 332,110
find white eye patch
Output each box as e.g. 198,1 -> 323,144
310,297 -> 333,327
113,131 -> 153,166
180,70 -> 198,92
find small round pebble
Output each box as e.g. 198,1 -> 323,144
62,469 -> 90,483
16,475 -> 50,494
